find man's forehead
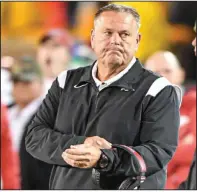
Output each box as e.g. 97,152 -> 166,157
95,11 -> 137,27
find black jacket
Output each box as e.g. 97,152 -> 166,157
25,60 -> 181,189
19,113 -> 52,189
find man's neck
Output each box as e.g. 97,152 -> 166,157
97,62 -> 128,82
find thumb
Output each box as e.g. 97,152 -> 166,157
96,140 -> 102,146
96,140 -> 112,148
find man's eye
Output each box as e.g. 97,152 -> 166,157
121,33 -> 129,38
104,31 -> 112,36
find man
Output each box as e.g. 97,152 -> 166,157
145,51 -> 196,189
9,57 -> 52,189
26,4 -> 181,189
9,57 -> 44,152
145,51 -> 185,88
178,20 -> 196,190
37,29 -> 73,94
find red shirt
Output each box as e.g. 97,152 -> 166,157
1,104 -> 20,189
166,89 -> 196,189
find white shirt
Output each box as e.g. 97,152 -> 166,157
8,96 -> 44,152
92,57 -> 136,90
44,78 -> 55,96
1,68 -> 14,106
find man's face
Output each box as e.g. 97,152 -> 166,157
37,39 -> 70,78
13,80 -> 43,106
91,11 -> 141,67
192,37 -> 196,56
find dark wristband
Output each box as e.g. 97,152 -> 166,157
95,150 -> 109,169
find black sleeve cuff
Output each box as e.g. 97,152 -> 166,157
95,149 -> 115,173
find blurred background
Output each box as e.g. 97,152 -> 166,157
1,1 -> 196,190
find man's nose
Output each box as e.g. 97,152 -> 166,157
110,33 -> 121,45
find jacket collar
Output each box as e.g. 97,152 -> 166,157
75,58 -> 144,90
92,57 -> 136,87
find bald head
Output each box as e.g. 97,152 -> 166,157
145,51 -> 185,86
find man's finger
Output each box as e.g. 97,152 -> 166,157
70,143 -> 91,149
97,140 -> 111,147
62,154 -> 89,168
62,155 -> 75,166
101,138 -> 112,146
65,148 -> 90,155
96,139 -> 112,149
62,152 -> 90,161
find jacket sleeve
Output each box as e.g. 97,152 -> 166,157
25,75 -> 86,166
96,86 -> 180,177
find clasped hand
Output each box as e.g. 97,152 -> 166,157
62,136 -> 111,168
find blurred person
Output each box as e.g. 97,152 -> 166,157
1,56 -> 15,107
9,56 -> 44,151
145,51 -> 185,88
37,28 -> 96,94
37,28 -> 73,94
1,104 -> 20,189
37,29 -> 75,75
145,51 -> 196,189
26,4 -> 181,189
178,20 -> 196,190
8,56 -> 52,189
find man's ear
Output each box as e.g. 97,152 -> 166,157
91,29 -> 95,50
136,33 -> 141,45
135,33 -> 141,51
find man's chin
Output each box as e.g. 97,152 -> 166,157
107,61 -> 122,67
106,56 -> 122,64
